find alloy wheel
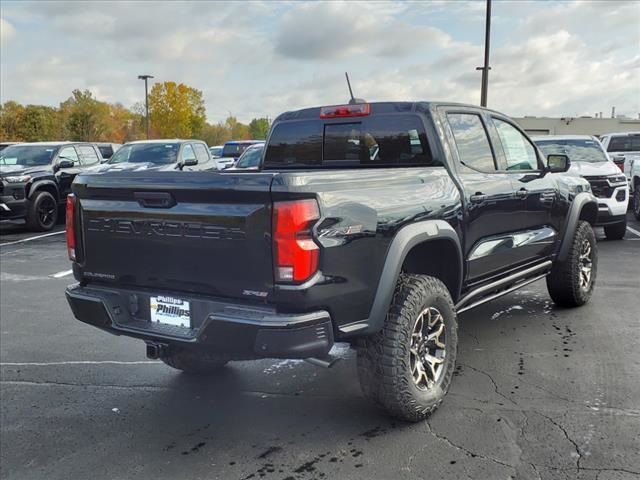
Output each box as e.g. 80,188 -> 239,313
409,307 -> 446,391
38,197 -> 56,228
578,238 -> 593,291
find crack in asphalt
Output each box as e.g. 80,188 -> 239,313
424,419 -> 516,473
458,363 -> 518,406
537,412 -> 583,471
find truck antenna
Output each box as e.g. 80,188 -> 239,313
345,72 -> 356,104
345,72 -> 365,105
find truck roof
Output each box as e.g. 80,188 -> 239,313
274,101 -> 504,122
530,135 -> 598,141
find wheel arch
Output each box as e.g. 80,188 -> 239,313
558,192 -> 598,262
27,180 -> 60,202
359,220 -> 463,335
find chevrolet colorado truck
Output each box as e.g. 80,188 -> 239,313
65,102 -> 598,421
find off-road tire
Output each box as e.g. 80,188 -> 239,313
633,186 -> 640,221
26,190 -> 58,231
547,220 -> 597,307
604,219 -> 626,240
357,274 -> 458,422
161,348 -> 229,375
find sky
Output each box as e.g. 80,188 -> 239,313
1,0 -> 639,123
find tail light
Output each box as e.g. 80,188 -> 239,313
320,103 -> 370,119
273,199 -> 320,282
66,194 -> 76,261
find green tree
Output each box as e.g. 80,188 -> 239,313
21,105 -> 59,141
148,81 -> 206,138
62,90 -> 111,141
248,118 -> 270,140
0,101 -> 26,141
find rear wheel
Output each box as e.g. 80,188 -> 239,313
357,275 -> 457,422
604,219 -> 626,240
547,221 -> 597,307
26,190 -> 58,231
634,186 -> 640,220
161,347 -> 229,375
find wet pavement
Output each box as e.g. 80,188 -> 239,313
1,213 -> 639,480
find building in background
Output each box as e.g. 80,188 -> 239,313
513,116 -> 640,137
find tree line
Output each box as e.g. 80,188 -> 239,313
0,81 -> 270,146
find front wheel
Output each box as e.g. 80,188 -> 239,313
161,347 -> 229,375
357,275 -> 457,422
26,190 -> 58,231
604,219 -> 626,240
547,221 -> 597,307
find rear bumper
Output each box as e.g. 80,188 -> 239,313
65,284 -> 334,359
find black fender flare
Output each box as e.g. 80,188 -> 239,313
27,179 -> 60,201
558,192 -> 598,262
340,220 -> 462,336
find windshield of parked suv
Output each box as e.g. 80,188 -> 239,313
209,146 -> 223,158
0,145 -> 59,166
535,139 -> 608,163
607,136 -> 640,152
235,145 -> 264,168
108,143 -> 179,164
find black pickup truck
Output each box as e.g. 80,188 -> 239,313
65,102 -> 598,421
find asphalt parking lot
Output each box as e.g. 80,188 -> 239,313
1,215 -> 639,480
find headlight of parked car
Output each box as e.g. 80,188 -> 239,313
607,174 -> 627,186
3,175 -> 32,183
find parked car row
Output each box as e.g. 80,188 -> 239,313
0,137 -> 267,231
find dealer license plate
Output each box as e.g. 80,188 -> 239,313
150,296 -> 191,328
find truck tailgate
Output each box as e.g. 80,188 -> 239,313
72,171 -> 275,300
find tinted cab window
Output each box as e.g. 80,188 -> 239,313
493,119 -> 538,171
447,113 -> 496,171
265,114 -> 437,168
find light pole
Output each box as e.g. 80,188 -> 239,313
138,74 -> 154,139
476,0 -> 492,107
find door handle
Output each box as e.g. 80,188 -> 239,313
470,193 -> 487,203
515,189 -> 528,199
134,192 -> 176,208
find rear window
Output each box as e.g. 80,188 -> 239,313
607,136 -> 640,152
98,145 -> 114,158
222,143 -> 256,158
264,114 -> 438,168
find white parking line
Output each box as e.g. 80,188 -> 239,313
0,230 -> 65,247
50,269 -> 73,278
626,225 -> 640,238
0,361 -> 159,366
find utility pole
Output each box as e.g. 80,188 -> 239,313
138,74 -> 154,139
476,0 -> 492,107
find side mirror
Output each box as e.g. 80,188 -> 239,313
546,154 -> 570,173
56,158 -> 75,170
182,156 -> 197,167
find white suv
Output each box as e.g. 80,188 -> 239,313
533,135 -> 629,239
600,132 -> 640,179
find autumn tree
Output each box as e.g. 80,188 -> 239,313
148,81 -> 206,139
202,122 -> 232,146
62,89 -> 111,141
248,118 -> 270,140
224,116 -> 250,140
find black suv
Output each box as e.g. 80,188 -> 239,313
0,142 -> 103,231
66,102 -> 598,421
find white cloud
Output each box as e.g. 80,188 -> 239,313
0,0 -> 638,122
